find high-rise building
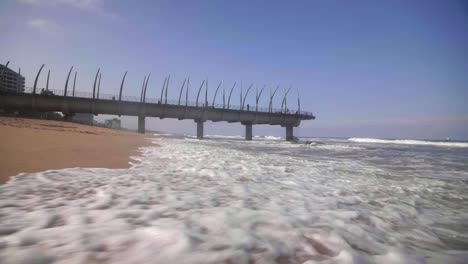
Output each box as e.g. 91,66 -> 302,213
0,64 -> 25,93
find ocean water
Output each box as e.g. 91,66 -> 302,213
1,136 -> 468,264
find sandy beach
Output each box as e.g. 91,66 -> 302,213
0,116 -> 152,184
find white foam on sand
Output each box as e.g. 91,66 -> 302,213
348,138 -> 468,148
0,138 -> 466,263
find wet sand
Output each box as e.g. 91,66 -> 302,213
0,117 -> 153,184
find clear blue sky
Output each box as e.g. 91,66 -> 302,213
1,0 -> 467,139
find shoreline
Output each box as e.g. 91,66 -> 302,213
0,117 -> 154,184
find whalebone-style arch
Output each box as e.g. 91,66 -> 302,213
140,75 -> 147,103
97,72 -> 102,99
92,68 -> 100,99
256,85 -> 266,111
164,75 -> 171,104
119,71 -> 127,102
160,77 -> 167,103
178,78 -> 187,105
118,71 -> 128,116
204,79 -> 208,107
239,82 -> 243,108
296,88 -> 300,113
64,66 -> 74,97
212,81 -> 222,107
143,73 -> 151,103
227,82 -> 236,109
46,70 -> 50,91
269,85 -> 280,113
33,64 -> 45,95
72,72 -> 77,96
281,86 -> 292,113
195,79 -> 206,107
241,83 -> 253,110
222,83 -> 226,108
185,77 -> 190,106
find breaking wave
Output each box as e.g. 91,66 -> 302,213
254,135 -> 282,140
348,137 -> 468,148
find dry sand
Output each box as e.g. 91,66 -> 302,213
0,117 -> 153,184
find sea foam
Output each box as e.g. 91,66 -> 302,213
0,137 -> 466,263
348,137 -> 468,148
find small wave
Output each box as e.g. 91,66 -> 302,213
205,134 -> 243,139
348,138 -> 468,148
154,133 -> 173,136
264,136 -> 282,140
254,135 -> 282,140
315,144 -> 364,151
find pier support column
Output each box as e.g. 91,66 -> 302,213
243,122 -> 253,140
286,126 -> 293,141
138,115 -> 146,134
196,120 -> 204,139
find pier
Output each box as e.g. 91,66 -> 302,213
0,64 -> 315,140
